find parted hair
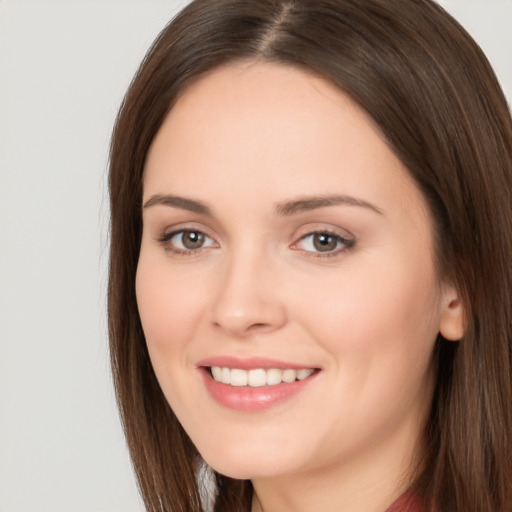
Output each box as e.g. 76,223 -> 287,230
108,1 -> 512,510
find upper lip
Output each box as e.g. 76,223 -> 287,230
196,356 -> 318,370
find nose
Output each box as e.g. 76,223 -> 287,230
210,250 -> 287,337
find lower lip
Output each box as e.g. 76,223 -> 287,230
200,369 -> 317,412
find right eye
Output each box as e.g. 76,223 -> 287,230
158,229 -> 217,254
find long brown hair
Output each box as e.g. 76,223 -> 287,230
108,1 -> 512,510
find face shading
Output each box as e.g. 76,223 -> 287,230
136,62 -> 463,497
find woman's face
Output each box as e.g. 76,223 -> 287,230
136,62 -> 462,482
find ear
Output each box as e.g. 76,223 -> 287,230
439,284 -> 465,341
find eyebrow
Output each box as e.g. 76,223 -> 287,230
143,194 -> 212,215
143,193 -> 383,217
275,195 -> 384,216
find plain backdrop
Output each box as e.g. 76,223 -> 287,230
0,1 -> 510,511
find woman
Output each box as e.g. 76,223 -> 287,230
108,0 -> 512,510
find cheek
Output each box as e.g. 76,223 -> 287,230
135,254 -> 208,361
290,251 -> 442,384
292,261 -> 440,448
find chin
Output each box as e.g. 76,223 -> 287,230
199,443 -> 300,480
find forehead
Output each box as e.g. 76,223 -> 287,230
143,62 -> 420,215
148,62 -> 383,162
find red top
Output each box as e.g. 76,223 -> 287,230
385,492 -> 427,512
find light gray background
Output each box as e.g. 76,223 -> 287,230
0,1 -> 510,511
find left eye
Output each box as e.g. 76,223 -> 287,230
296,232 -> 353,254
163,230 -> 216,251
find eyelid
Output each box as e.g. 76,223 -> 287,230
152,222 -> 354,258
290,226 -> 355,257
155,224 -> 219,255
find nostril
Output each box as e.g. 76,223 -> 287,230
210,289 -> 288,335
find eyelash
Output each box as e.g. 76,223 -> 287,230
156,229 -> 217,256
156,228 -> 355,258
294,230 -> 355,258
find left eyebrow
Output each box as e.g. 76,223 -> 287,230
275,195 -> 384,216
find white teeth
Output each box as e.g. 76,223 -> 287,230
230,369 -> 248,387
282,369 -> 297,383
297,368 -> 315,380
221,367 -> 231,384
211,366 -> 222,381
248,369 -> 267,387
266,368 -> 283,386
210,366 -> 315,386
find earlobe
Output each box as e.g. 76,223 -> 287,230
439,287 -> 465,341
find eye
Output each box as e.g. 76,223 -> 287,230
295,231 -> 354,255
158,229 -> 217,253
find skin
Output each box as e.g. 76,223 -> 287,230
136,62 -> 464,512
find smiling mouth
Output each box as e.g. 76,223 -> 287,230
208,366 -> 316,387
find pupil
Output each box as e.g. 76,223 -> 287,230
313,233 -> 337,252
183,231 -> 204,249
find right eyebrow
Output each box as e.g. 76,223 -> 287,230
142,194 -> 212,216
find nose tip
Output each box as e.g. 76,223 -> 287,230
212,308 -> 282,336
210,261 -> 287,337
